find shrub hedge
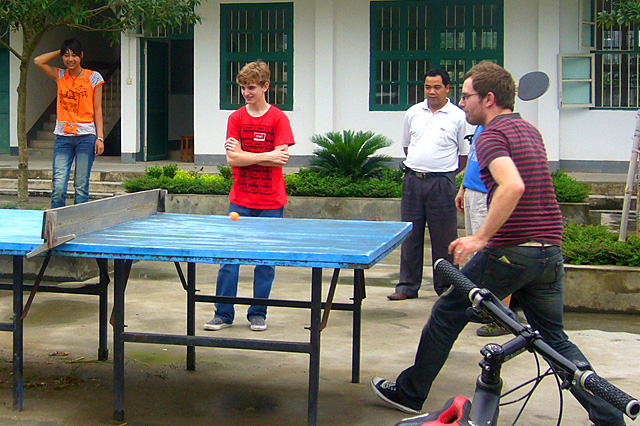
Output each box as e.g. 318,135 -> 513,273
124,165 -> 403,198
562,223 -> 640,267
123,165 -> 587,203
552,169 -> 590,203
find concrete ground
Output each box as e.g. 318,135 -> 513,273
0,155 -> 638,425
0,247 -> 638,426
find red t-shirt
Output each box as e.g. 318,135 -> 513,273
226,105 -> 295,209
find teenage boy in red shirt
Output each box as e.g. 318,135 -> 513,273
204,61 -> 295,332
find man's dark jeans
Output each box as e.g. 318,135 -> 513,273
395,246 -> 625,426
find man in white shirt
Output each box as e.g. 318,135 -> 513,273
388,68 -> 473,299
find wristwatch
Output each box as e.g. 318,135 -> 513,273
97,136 -> 104,142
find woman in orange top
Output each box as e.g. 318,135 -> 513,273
34,38 -> 105,208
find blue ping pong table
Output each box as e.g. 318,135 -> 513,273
0,190 -> 412,426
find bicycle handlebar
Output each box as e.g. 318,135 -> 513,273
580,371 -> 640,419
433,258 -> 640,420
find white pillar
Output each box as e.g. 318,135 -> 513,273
537,0 -> 561,163
120,34 -> 141,163
314,0 -> 335,134
9,30 -> 22,152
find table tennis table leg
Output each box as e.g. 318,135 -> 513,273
186,262 -> 196,371
113,259 -> 126,422
308,267 -> 322,426
96,258 -> 109,361
13,255 -> 24,412
351,269 -> 364,384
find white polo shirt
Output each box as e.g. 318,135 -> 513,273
401,98 -> 473,173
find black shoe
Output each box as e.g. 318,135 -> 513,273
370,377 -> 421,414
387,291 -> 417,301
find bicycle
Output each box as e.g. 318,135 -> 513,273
395,259 -> 640,426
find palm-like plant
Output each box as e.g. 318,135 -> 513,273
310,130 -> 393,178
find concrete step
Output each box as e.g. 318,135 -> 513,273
0,166 -> 143,180
585,181 -> 627,196
0,177 -> 125,194
0,168 -> 143,182
589,194 -> 637,211
28,147 -> 54,158
0,187 -> 116,200
36,130 -> 55,140
30,138 -> 54,149
590,210 -> 638,232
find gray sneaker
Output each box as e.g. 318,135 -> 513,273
204,317 -> 232,331
249,316 -> 267,331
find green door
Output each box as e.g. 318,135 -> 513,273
145,40 -> 169,161
0,43 -> 9,154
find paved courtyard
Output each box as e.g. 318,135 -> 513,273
0,246 -> 638,426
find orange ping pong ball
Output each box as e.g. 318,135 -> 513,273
229,212 -> 240,221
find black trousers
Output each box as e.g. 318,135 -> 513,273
396,171 -> 458,296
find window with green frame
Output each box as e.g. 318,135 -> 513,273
370,0 -> 503,111
220,3 -> 293,111
582,0 -> 640,108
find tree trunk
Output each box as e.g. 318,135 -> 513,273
16,33 -> 39,210
17,56 -> 30,209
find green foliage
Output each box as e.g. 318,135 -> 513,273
144,164 -> 178,179
124,165 -> 403,198
310,130 -> 393,178
456,172 -> 464,190
562,223 -> 640,266
0,0 -> 201,43
597,1 -> 640,27
552,170 -> 590,203
284,168 -> 402,198
218,165 -> 232,180
123,166 -> 232,195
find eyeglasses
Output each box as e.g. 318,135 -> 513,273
460,93 -> 481,101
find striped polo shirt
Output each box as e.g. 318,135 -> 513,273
475,113 -> 563,248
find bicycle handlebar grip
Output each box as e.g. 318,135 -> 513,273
581,371 -> 640,419
434,259 -> 477,298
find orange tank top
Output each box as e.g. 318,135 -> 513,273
54,68 -> 104,136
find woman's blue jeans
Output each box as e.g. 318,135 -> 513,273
51,134 -> 96,208
395,246 -> 625,426
214,203 -> 284,323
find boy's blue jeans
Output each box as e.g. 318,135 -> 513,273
51,134 -> 96,208
214,203 -> 284,323
395,245 -> 625,426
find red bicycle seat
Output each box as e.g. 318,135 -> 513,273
394,396 -> 472,426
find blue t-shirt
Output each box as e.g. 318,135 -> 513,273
462,125 -> 487,193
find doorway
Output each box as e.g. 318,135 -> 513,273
142,37 -> 194,161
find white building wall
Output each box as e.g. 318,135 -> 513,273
558,0 -> 636,171
117,0 -> 634,171
333,0 -> 405,158
194,0 -> 321,164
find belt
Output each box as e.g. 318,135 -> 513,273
518,242 -> 554,247
405,168 -> 451,179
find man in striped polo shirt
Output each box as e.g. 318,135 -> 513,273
371,61 -> 625,426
